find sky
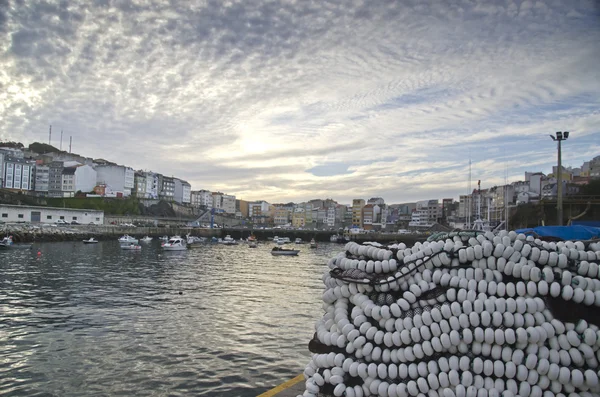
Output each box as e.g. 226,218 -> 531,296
1,0 -> 599,204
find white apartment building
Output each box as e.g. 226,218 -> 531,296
173,179 -> 192,204
62,164 -> 97,196
3,157 -> 33,190
409,199 -> 439,227
326,206 -> 336,227
221,194 -> 236,214
249,201 -> 270,217
95,164 -> 135,196
191,190 -> 213,208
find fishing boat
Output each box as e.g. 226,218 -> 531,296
118,234 -> 139,244
310,238 -> 318,249
271,247 -> 300,256
121,243 -> 141,250
247,234 -> 257,242
140,236 -> 153,242
83,237 -> 99,244
162,236 -> 187,251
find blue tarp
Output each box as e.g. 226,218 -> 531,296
572,220 -> 600,228
515,225 -> 600,241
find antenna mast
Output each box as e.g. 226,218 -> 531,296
60,130 -> 63,150
49,125 -> 52,145
69,136 -> 72,153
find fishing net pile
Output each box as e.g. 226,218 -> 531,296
297,230 -> 600,397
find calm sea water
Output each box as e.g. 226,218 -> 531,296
0,240 -> 341,396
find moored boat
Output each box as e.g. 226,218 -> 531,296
121,243 -> 142,250
0,236 -> 14,248
219,235 -> 238,245
140,236 -> 153,242
310,238 -> 318,249
162,236 -> 187,251
118,234 -> 139,244
295,238 -> 304,244
83,237 -> 99,244
271,247 -> 300,256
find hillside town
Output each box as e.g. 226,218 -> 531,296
0,141 -> 598,231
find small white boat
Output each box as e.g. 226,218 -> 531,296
159,235 -> 169,241
271,247 -> 300,256
83,237 -> 99,244
162,236 -> 187,251
186,235 -> 206,245
310,238 -> 318,249
219,235 -> 238,245
121,243 -> 142,250
118,234 -> 139,244
140,236 -> 153,242
0,236 -> 14,248
295,238 -> 303,244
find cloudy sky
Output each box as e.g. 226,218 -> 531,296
1,0 -> 599,204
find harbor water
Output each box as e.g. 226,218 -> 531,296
0,240 -> 341,396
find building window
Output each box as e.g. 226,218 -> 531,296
18,214 -> 23,218
47,215 -> 52,219
60,216 -> 65,220
96,217 -> 100,221
1,213 -> 7,218
72,216 -> 77,220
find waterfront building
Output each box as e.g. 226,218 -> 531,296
351,199 -> 365,228
409,199 -> 439,228
221,194 -> 236,214
235,199 -> 249,218
325,206 -> 336,228
191,190 -> 214,208
0,204 -> 104,224
61,164 -> 97,196
274,207 -> 292,225
158,175 -> 175,200
211,192 -> 223,211
95,164 -> 135,197
292,208 -> 305,228
134,172 -> 147,197
367,197 -> 385,205
3,157 -> 33,191
174,178 -> 191,204
48,161 -> 64,197
33,164 -> 50,194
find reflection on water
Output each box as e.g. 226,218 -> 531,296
0,240 -> 341,396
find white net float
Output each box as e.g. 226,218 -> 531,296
299,230 -> 600,397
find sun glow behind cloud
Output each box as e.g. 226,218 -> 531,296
0,0 -> 599,203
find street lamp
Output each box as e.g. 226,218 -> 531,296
549,131 -> 569,226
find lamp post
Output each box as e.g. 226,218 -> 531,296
549,131 -> 569,226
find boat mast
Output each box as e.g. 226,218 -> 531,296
467,157 -> 472,228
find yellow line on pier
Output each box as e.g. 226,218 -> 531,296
257,374 -> 304,397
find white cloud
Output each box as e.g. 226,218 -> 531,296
0,0 -> 598,204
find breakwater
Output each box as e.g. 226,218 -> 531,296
1,223 -> 429,245
0,224 -> 220,243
